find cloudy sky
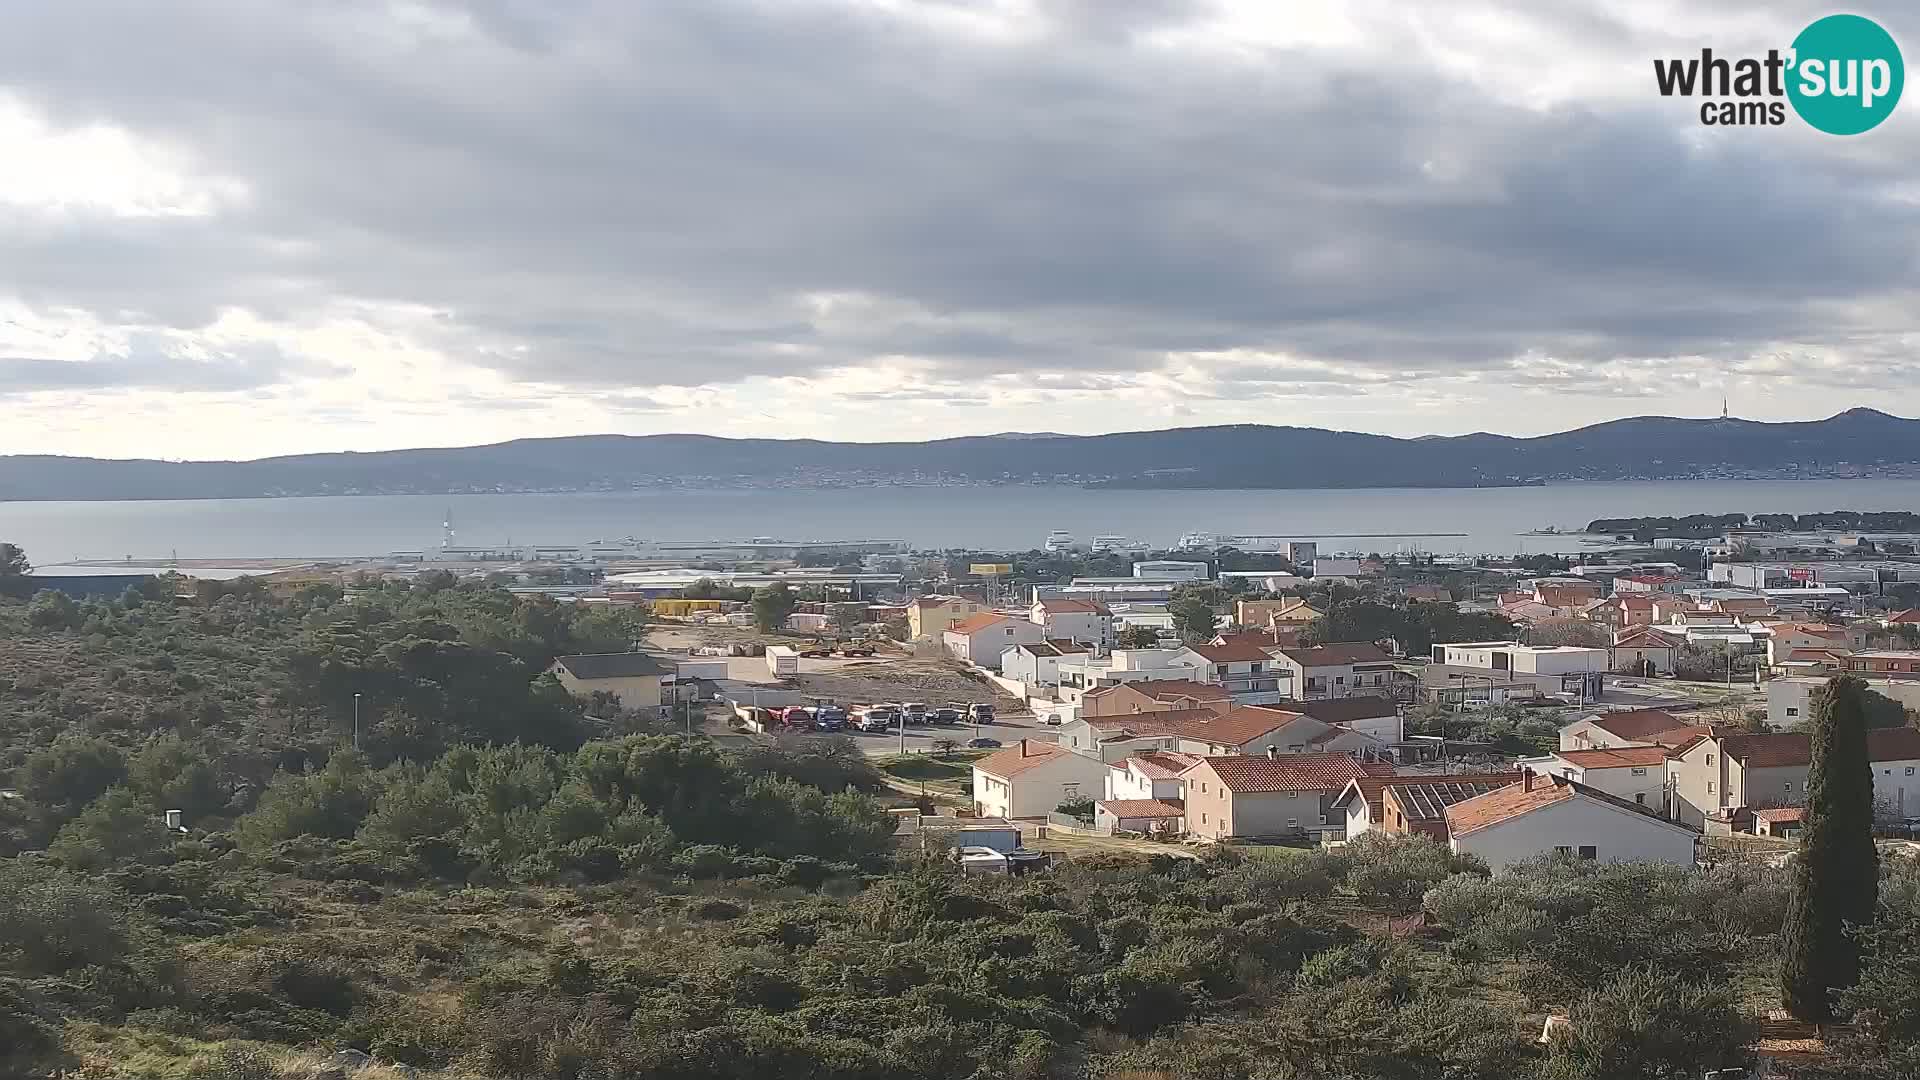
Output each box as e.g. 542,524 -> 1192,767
4,0 -> 1919,459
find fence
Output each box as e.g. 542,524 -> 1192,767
1047,811 -> 1103,834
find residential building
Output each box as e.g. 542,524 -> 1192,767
1585,594 -> 1657,634
1131,560 -> 1210,582
1058,705 -> 1384,763
1519,747 -> 1669,810
1271,642 -> 1402,700
1082,679 -> 1232,717
1751,807 -> 1805,839
1287,541 -> 1318,566
908,595 -> 989,640
971,739 -> 1114,819
549,653 -> 669,712
1104,751 -> 1200,802
1000,639 -> 1092,689
1334,772 -> 1517,840
1837,650 -> 1920,676
1286,696 -> 1404,743
943,613 -> 1045,669
1763,622 -> 1851,667
1613,573 -> 1685,594
1767,674 -> 1920,728
1180,637 -> 1291,703
1234,597 -> 1323,631
1182,753 -> 1387,841
1377,776 -> 1524,840
1444,772 -> 1700,871
1055,647 -> 1208,702
1094,798 -> 1188,834
1030,597 -> 1115,647
1558,708 -> 1688,751
1403,584 -> 1453,603
1434,641 -> 1609,676
1666,728 -> 1920,827
1611,627 -> 1683,676
1532,579 -> 1603,612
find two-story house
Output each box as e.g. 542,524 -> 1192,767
1557,708 -> 1688,750
1668,727 -> 1920,827
1081,679 -> 1233,717
1271,643 -> 1401,700
1519,746 -> 1669,811
942,613 -> 1045,669
549,652 -> 669,712
1058,705 -> 1385,763
908,595 -> 987,640
971,739 -> 1113,819
1030,598 -> 1115,647
1180,636 -> 1292,704
1000,639 -> 1092,689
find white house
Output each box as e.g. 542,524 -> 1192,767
1557,708 -> 1689,751
1179,637 -> 1293,704
1610,628 -> 1683,676
943,613 -> 1045,669
1000,639 -> 1092,689
1443,772 -> 1699,872
1433,641 -> 1608,676
1030,598 -> 1115,647
971,739 -> 1114,819
1104,752 -> 1198,802
1055,648 -> 1208,703
1516,746 -> 1670,811
1312,557 -> 1362,579
1289,696 -> 1404,743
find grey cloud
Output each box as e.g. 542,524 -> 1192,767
0,338 -> 320,396
1,0 -> 1918,411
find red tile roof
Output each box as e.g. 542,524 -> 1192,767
1036,598 -> 1106,614
1554,746 -> 1672,769
1187,637 -> 1277,663
1331,776 -> 1395,820
1869,726 -> 1920,761
1887,608 -> 1920,625
947,612 -> 1011,635
1123,752 -> 1201,779
1753,807 -> 1806,823
1285,696 -> 1398,725
1097,798 -> 1186,819
1613,628 -> 1684,649
1196,753 -> 1377,793
1083,708 -> 1229,737
1134,679 -> 1231,702
1444,773 -> 1691,837
1685,729 -> 1920,768
973,739 -> 1081,780
1276,642 -> 1394,667
1584,708 -> 1686,741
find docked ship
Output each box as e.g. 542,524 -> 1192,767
1088,534 -> 1130,553
1043,530 -> 1075,553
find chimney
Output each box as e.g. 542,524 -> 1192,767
1020,738 -> 1030,757
1266,745 -> 1278,759
1522,768 -> 1535,792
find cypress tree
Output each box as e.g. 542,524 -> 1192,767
1780,674 -> 1880,1021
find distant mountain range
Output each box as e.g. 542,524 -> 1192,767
4,409 -> 1919,501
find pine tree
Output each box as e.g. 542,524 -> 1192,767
1780,674 -> 1880,1021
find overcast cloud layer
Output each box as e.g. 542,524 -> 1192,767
3,0 -> 1919,458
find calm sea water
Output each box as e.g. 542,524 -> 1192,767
4,479 -> 1920,564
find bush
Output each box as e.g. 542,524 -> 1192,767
1343,833 -> 1485,911
1540,966 -> 1756,1079
0,860 -> 134,974
50,786 -> 169,871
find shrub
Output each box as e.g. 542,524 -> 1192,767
1540,966 -> 1756,1079
1343,833 -> 1485,911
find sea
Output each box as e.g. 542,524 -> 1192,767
4,478 -> 1920,568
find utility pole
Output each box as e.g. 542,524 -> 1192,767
352,693 -> 362,751
898,710 -> 907,757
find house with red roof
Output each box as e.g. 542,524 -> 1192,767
1179,636 -> 1293,703
1520,745 -> 1670,810
971,739 -> 1112,819
1270,642 -> 1405,700
941,612 -> 1045,669
1444,772 -> 1699,871
1029,597 -> 1114,647
1557,708 -> 1689,752
1332,772 -> 1521,841
1610,627 -> 1684,676
1182,752 -> 1391,841
1666,727 -> 1920,828
1081,678 -> 1233,718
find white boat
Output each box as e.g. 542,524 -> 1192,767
1089,534 -> 1128,553
1044,530 -> 1075,552
1175,531 -> 1218,550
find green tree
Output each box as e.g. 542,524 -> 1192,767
0,542 -> 29,598
1116,625 -> 1161,649
1541,966 -> 1756,1080
1169,596 -> 1216,642
1782,675 -> 1881,1021
20,737 -> 128,823
26,590 -> 81,630
236,751 -> 383,849
126,735 -> 225,820
48,788 -> 167,872
751,583 -> 798,633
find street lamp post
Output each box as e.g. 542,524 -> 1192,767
352,692 -> 362,752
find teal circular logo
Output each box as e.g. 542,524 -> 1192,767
1787,14 -> 1903,135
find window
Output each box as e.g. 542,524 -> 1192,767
1908,767 -> 1916,776
1783,782 -> 1792,792
1201,813 -> 1207,824
1630,767 -> 1647,777
1286,818 -> 1298,829
1062,783 -> 1079,798
1318,814 -> 1328,826
1635,793 -> 1647,805
1708,781 -> 1715,793
1578,845 -> 1597,860
1706,754 -> 1714,766
1786,707 -> 1799,717
1335,676 -> 1345,685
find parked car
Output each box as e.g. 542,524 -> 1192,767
778,705 -> 815,730
966,737 -> 1002,749
931,706 -> 963,725
837,644 -> 875,657
902,702 -> 929,725
812,704 -> 848,731
1041,713 -> 1062,726
967,703 -> 995,725
797,645 -> 833,658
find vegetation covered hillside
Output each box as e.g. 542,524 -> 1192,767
3,560 -> 1919,1078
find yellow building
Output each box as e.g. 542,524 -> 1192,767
549,652 -> 668,712
908,595 -> 989,640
